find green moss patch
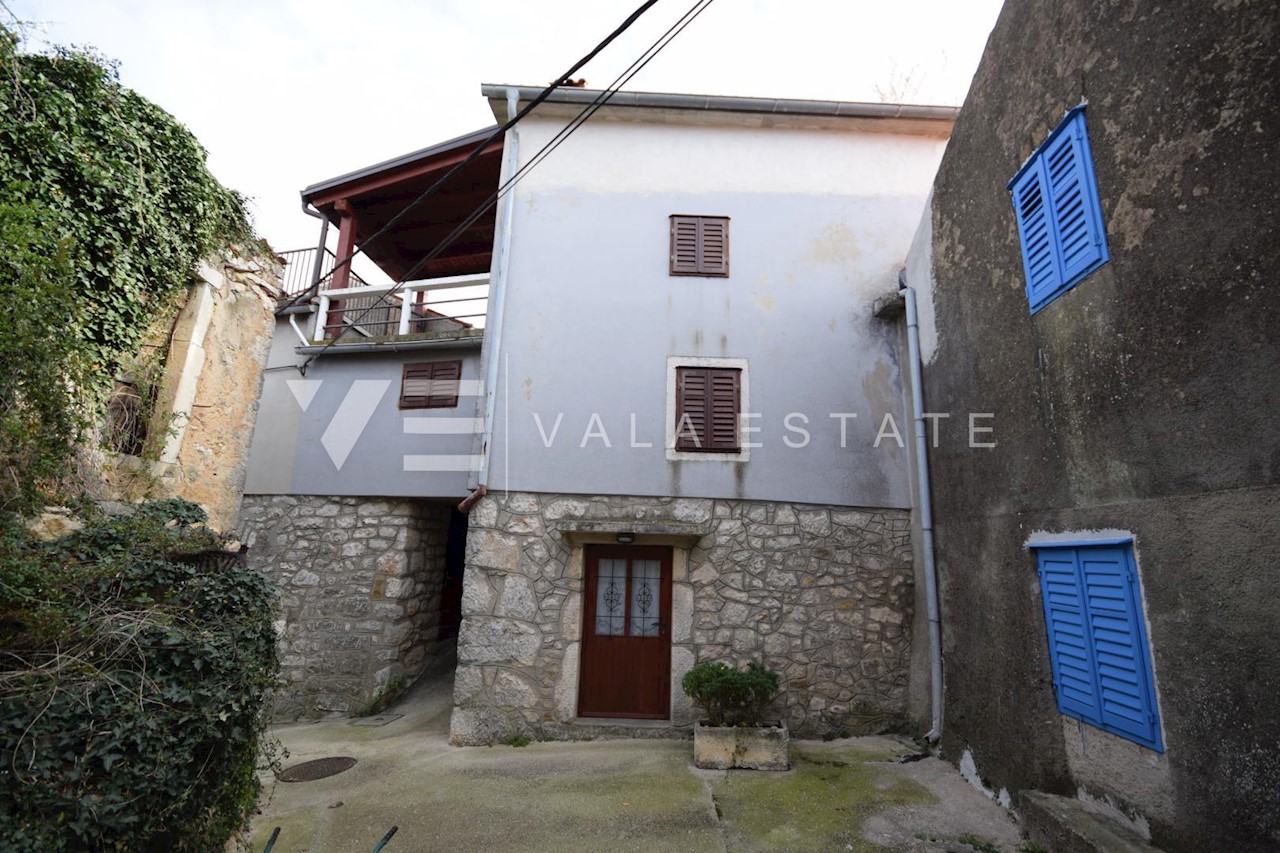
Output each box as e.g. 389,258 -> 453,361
712,752 -> 936,852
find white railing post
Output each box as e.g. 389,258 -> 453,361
314,294 -> 330,341
398,288 -> 412,336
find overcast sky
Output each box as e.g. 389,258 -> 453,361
12,0 -> 1003,259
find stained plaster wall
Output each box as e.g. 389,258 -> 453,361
906,1 -> 1280,849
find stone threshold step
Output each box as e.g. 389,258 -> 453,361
573,717 -> 674,728
1020,791 -> 1164,853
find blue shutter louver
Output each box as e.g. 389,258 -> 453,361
1011,166 -> 1060,307
1034,542 -> 1163,752
1039,550 -> 1100,722
1009,107 -> 1110,313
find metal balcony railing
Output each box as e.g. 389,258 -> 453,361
278,247 -> 370,296
312,275 -> 489,342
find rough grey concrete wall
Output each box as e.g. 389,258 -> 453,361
238,495 -> 451,719
450,492 -> 913,745
915,1 -> 1280,850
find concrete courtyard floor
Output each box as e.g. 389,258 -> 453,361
248,674 -> 1024,852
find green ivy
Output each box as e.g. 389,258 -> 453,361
0,194 -> 87,512
0,499 -> 282,850
0,22 -> 255,511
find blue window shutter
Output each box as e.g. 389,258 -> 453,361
1043,114 -> 1109,287
1037,549 -> 1102,723
1011,162 -> 1062,311
1035,543 -> 1163,752
1079,547 -> 1163,751
1008,107 -> 1110,313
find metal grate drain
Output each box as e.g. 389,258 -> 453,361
277,756 -> 357,782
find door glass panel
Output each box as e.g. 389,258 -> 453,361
594,558 -> 627,636
630,559 -> 662,637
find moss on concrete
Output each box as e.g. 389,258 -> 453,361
711,750 -> 936,852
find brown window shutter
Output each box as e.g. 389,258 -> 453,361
675,366 -> 740,452
675,367 -> 708,450
670,215 -> 730,277
426,359 -> 461,408
698,218 -> 729,276
400,360 -> 461,409
707,368 -> 740,450
670,216 -> 701,275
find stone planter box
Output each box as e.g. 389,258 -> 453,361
692,721 -> 791,770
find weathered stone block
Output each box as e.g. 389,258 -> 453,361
457,618 -> 541,665
493,670 -> 539,708
495,575 -> 537,621
469,530 -> 522,570
449,705 -> 516,746
693,723 -> 790,770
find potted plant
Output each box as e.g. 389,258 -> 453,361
682,661 -> 789,770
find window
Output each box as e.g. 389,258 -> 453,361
399,360 -> 461,409
1032,540 -> 1163,751
1008,106 -> 1109,313
674,365 -> 741,452
669,215 -> 729,277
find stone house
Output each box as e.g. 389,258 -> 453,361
237,86 -> 957,738
901,0 -> 1279,850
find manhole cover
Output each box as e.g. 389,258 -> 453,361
277,756 -> 357,782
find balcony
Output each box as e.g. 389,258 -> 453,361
278,246 -> 370,297
290,127 -> 504,353
307,275 -> 488,347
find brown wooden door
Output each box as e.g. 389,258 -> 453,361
579,545 -> 672,719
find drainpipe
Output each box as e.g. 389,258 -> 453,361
276,202 -> 331,317
304,203 -> 331,297
899,270 -> 944,744
474,87 -> 520,492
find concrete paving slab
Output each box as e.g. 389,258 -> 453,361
248,673 -> 1024,852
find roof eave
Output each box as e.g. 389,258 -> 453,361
479,84 -> 959,125
300,124 -> 501,205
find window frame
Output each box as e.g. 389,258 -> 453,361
398,359 -> 462,410
669,215 -> 730,278
665,357 -> 749,461
1030,538 -> 1164,752
1007,105 -> 1110,313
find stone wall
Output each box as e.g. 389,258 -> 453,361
451,492 -> 913,745
94,248 -> 281,531
152,252 -> 280,530
238,495 -> 451,720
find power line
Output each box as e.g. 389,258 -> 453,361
280,0 -> 660,314
300,0 -> 716,369
399,0 -> 715,286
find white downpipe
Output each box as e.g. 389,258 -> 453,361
287,313 -> 310,347
903,283 -> 944,742
476,87 -> 520,489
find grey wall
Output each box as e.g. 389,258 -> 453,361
488,118 -> 949,508
242,317 -> 482,499
911,1 -> 1279,850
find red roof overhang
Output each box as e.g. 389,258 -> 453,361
302,127 -> 503,281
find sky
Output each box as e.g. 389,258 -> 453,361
11,0 -> 1004,264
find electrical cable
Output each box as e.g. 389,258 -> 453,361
300,0 -> 716,370
398,0 -> 714,286
279,0 -> 660,314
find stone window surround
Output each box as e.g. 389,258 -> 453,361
665,355 -> 751,463
558,524 -> 706,725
